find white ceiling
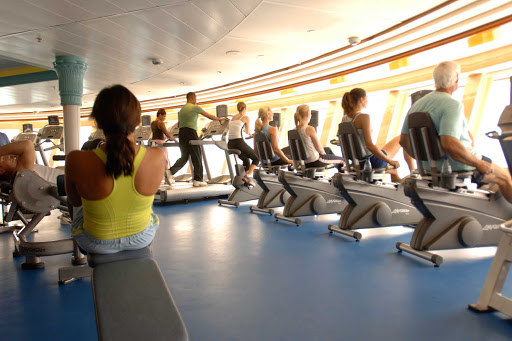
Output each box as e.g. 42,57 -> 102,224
0,0 -> 451,113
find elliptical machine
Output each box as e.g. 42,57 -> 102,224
218,140 -> 262,207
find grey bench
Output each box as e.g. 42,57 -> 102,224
88,247 -> 189,341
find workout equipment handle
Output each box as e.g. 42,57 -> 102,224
500,219 -> 512,233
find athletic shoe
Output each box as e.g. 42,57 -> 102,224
59,212 -> 72,225
193,180 -> 208,187
165,170 -> 175,185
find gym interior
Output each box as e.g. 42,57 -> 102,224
1,1 -> 512,340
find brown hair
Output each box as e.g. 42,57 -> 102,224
294,104 -> 310,127
156,108 -> 166,117
237,102 -> 246,113
341,88 -> 366,118
255,106 -> 271,132
91,85 -> 141,179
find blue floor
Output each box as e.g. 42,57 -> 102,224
1,199 -> 511,340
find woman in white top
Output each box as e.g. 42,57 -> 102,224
227,102 -> 259,175
254,106 -> 292,166
342,88 -> 415,182
294,104 -> 344,170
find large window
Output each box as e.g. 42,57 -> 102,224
476,78 -> 511,167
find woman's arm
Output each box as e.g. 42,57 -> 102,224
158,121 -> 177,142
359,115 -> 398,167
64,151 -> 82,207
305,126 -> 325,155
269,126 -> 291,163
242,116 -> 252,136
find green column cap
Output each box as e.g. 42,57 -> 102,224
53,56 -> 88,106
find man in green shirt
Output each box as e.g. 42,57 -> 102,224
169,92 -> 227,187
400,61 -> 512,203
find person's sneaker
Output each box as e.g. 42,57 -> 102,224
165,170 -> 175,185
193,180 -> 208,187
59,212 -> 72,225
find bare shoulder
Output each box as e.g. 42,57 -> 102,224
241,115 -> 250,123
146,146 -> 165,158
305,125 -> 316,136
65,150 -> 97,177
144,147 -> 166,164
66,150 -> 91,165
355,113 -> 371,128
358,113 -> 370,121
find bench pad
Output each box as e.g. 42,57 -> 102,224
92,257 -> 188,341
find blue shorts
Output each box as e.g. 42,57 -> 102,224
71,206 -> 159,254
360,150 -> 388,169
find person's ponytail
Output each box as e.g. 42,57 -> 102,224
91,85 -> 141,179
255,106 -> 271,132
341,88 -> 366,118
255,118 -> 263,132
294,104 -> 309,127
341,92 -> 354,118
104,127 -> 135,178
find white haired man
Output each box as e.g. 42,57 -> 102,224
399,61 -> 512,203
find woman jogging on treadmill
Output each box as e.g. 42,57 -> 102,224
65,85 -> 166,254
227,102 -> 259,176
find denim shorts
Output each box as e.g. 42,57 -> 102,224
71,206 -> 159,254
360,150 -> 388,169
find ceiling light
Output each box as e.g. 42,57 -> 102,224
348,36 -> 360,46
226,50 -> 241,56
307,30 -> 316,34
151,58 -> 163,65
257,55 -> 265,58
217,71 -> 222,74
180,82 -> 185,85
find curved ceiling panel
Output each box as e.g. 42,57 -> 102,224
0,0 -> 456,114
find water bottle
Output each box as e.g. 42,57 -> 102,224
441,156 -> 452,175
363,157 -> 372,182
363,157 -> 372,172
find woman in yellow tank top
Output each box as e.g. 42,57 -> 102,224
65,85 -> 166,254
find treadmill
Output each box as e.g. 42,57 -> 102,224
35,115 -> 64,166
156,113 -> 233,203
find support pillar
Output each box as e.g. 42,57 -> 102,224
53,56 -> 87,154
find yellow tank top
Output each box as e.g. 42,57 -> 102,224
81,147 -> 154,240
